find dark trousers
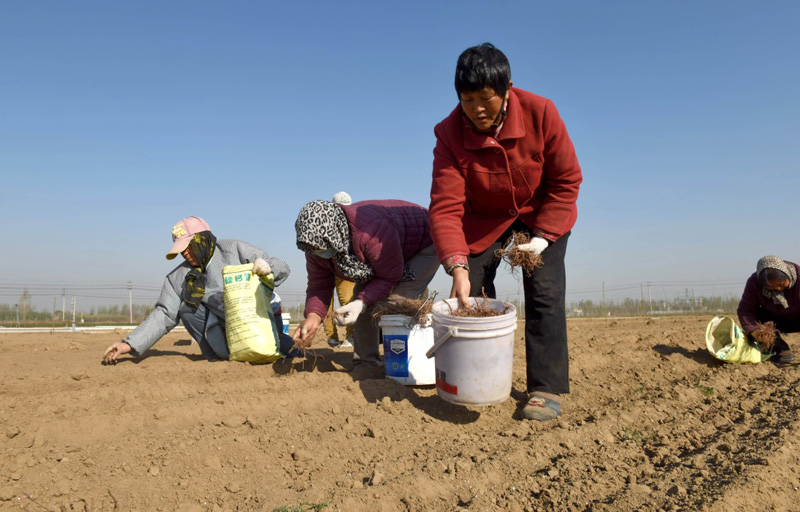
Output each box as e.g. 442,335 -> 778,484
751,308 -> 800,353
351,244 -> 441,367
468,223 -> 570,395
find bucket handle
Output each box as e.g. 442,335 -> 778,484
425,326 -> 458,359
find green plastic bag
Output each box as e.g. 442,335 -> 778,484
705,316 -> 770,364
223,264 -> 282,364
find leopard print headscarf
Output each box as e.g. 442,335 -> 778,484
757,255 -> 797,309
295,200 -> 417,284
295,200 -> 375,283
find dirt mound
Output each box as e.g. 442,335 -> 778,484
2,316 -> 799,511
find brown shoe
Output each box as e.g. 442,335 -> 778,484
777,350 -> 796,364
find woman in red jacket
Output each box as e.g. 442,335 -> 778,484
737,255 -> 800,363
293,199 -> 439,380
429,43 -> 582,420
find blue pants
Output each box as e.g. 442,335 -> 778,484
179,303 -> 296,361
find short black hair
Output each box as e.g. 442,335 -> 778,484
455,43 -> 511,99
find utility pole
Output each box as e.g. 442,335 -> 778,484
647,282 -> 653,315
53,297 -> 56,333
640,284 -> 645,316
128,280 -> 133,324
602,281 -> 606,317
62,288 -> 66,322
71,296 -> 76,329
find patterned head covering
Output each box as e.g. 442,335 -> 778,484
756,255 -> 797,309
295,200 -> 375,283
182,231 -> 217,311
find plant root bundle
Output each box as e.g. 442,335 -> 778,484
289,326 -> 318,363
444,295 -> 509,318
371,297 -> 433,325
288,340 -> 320,371
291,336 -> 314,351
495,231 -> 544,276
752,321 -> 778,351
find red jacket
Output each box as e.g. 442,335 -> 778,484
303,200 -> 432,319
429,87 -> 582,262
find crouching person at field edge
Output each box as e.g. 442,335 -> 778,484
737,255 -> 800,364
102,216 -> 290,364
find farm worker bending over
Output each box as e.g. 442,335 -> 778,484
428,43 -> 582,421
323,191 -> 356,349
103,216 -> 290,364
293,199 -> 439,380
737,255 -> 800,364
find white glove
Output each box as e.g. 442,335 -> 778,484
334,299 -> 365,326
516,236 -> 549,256
252,258 -> 272,276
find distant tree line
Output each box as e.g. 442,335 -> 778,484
0,290 -> 155,326
0,288 -> 743,327
567,294 -> 740,317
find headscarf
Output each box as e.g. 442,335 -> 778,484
295,200 -> 374,282
294,200 -> 416,283
182,231 -> 217,311
756,255 -> 797,309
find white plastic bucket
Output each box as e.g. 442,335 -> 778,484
378,314 -> 436,386
429,298 -> 518,406
281,313 -> 291,334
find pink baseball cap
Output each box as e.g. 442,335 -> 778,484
166,216 -> 211,260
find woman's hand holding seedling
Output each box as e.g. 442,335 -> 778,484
450,267 -> 471,309
516,236 -> 549,255
292,312 -> 322,348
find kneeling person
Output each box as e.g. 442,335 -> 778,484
103,216 -> 290,364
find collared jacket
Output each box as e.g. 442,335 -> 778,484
737,261 -> 800,333
125,239 -> 289,355
303,200 -> 431,319
429,87 -> 582,262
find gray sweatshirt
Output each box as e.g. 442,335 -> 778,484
124,239 -> 289,355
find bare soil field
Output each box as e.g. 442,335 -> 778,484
2,315 -> 800,512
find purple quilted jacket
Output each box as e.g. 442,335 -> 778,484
303,200 -> 432,319
737,261 -> 800,333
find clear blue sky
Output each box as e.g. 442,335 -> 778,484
2,1 -> 799,312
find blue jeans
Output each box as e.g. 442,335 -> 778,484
179,303 -> 297,361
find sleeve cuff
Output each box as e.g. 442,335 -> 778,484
443,255 -> 469,276
534,229 -> 558,243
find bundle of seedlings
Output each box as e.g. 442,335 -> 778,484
289,328 -> 319,367
494,231 -> 544,276
371,296 -> 433,326
445,293 -> 510,318
751,321 -> 778,352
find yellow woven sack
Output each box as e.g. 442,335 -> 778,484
705,315 -> 770,364
223,264 -> 282,364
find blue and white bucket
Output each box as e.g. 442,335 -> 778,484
281,313 -> 291,334
379,314 -> 435,386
